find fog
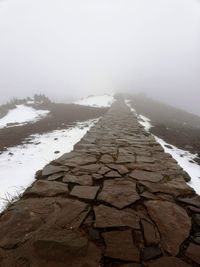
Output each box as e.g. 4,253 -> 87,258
0,0 -> 200,114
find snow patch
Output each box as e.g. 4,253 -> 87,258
0,119 -> 98,211
125,100 -> 153,131
0,104 -> 49,128
126,100 -> 200,195
154,136 -> 200,195
75,94 -> 115,108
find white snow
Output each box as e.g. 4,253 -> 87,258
0,119 -> 98,211
75,94 -> 115,108
26,100 -> 35,104
0,104 -> 49,128
126,100 -> 200,195
138,114 -> 152,132
154,136 -> 200,195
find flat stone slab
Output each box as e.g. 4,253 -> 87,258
33,227 -> 101,266
117,264 -> 141,267
185,243 -> 200,264
94,205 -> 140,229
136,155 -> 155,163
34,227 -> 88,258
72,164 -> 101,174
70,185 -> 100,200
116,154 -> 136,164
98,178 -> 140,209
145,200 -> 191,255
129,170 -> 163,183
107,163 -> 129,175
104,170 -> 121,178
146,256 -> 192,267
42,164 -> 69,176
100,154 -> 114,163
141,218 -> 160,246
63,154 -> 97,166
24,180 -> 68,197
177,196 -> 200,208
102,230 -> 140,262
55,199 -> 90,229
92,173 -> 103,180
63,174 -> 93,185
142,246 -> 162,261
98,166 -> 110,175
0,198 -> 55,248
139,178 -> 194,197
47,172 -> 65,181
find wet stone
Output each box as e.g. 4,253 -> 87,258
188,205 -> 200,213
142,246 -> 162,261
104,170 -> 121,178
140,191 -> 159,200
15,258 -> 30,267
145,200 -> 191,255
117,264 -> 141,267
64,155 -> 97,166
185,243 -> 200,264
116,154 -> 136,164
156,193 -> 174,202
193,233 -> 200,244
47,172 -> 65,181
55,151 -> 80,163
63,174 -> 93,185
129,170 -> 163,183
94,205 -> 140,229
98,166 -> 110,175
72,164 -> 101,174
42,164 -> 69,176
0,198 -> 55,249
193,214 -> 200,227
102,230 -> 140,262
177,196 -> 200,208
33,227 -> 101,266
55,199 -> 90,229
141,219 -> 160,246
136,156 -> 155,164
98,178 -> 140,209
92,173 -> 103,180
127,162 -> 162,172
146,256 -> 192,267
70,185 -> 100,200
100,154 -> 114,164
0,208 -> 42,249
24,180 -> 68,197
139,178 -> 194,197
107,164 -> 129,175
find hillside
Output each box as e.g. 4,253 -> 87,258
0,99 -> 107,151
125,94 -> 200,156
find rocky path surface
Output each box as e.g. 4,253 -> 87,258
0,100 -> 200,267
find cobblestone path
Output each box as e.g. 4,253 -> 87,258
0,100 -> 200,267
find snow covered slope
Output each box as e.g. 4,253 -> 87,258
0,119 -> 98,211
75,94 -> 115,108
0,104 -> 49,128
126,100 -> 200,195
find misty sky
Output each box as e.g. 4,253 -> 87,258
0,0 -> 200,114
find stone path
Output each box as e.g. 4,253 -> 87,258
0,100 -> 200,267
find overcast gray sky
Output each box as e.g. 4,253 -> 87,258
0,0 -> 200,114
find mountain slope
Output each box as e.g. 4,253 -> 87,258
125,93 -> 200,155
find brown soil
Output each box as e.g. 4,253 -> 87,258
0,103 -> 107,151
125,94 -> 200,155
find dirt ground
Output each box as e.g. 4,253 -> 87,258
0,103 -> 107,151
126,94 -> 200,156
